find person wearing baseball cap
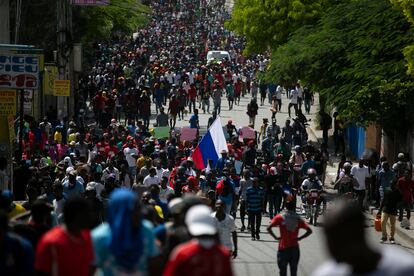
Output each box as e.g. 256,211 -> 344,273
164,205 -> 234,276
216,149 -> 228,176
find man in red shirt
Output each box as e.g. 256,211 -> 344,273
267,201 -> 312,276
163,205 -> 234,276
396,171 -> 414,227
168,95 -> 180,129
188,84 -> 197,113
36,197 -> 94,276
92,91 -> 106,127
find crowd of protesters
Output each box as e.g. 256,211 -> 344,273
1,0 -> 414,275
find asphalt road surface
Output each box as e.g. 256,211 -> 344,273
147,92 -> 414,276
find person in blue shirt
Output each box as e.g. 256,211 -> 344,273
189,109 -> 199,129
301,152 -> 316,176
62,170 -> 85,198
217,172 -> 235,215
127,120 -> 137,137
216,150 -> 229,176
377,161 -> 396,201
246,177 -> 265,240
92,189 -> 160,276
268,83 -> 277,104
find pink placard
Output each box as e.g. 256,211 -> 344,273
180,127 -> 197,141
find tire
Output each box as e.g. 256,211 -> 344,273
313,206 -> 318,226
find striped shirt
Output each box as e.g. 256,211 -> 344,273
246,186 -> 264,212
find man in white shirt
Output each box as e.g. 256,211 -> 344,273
102,161 -> 120,183
155,162 -> 164,180
86,174 -> 105,201
52,181 -> 65,224
165,70 -> 174,84
143,168 -> 160,186
296,84 -> 304,111
288,88 -> 299,118
276,85 -> 283,110
182,80 -> 190,93
159,177 -> 174,203
123,141 -> 138,179
312,202 -> 414,276
239,170 -> 253,232
39,117 -> 53,139
212,200 -> 238,258
351,159 -> 370,210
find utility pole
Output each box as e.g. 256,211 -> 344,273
0,0 -> 10,43
56,0 -> 74,120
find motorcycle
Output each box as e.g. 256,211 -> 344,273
305,189 -> 322,226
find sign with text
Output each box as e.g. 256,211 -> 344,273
0,90 -> 16,116
43,65 -> 58,95
0,54 -> 40,89
53,80 -> 70,96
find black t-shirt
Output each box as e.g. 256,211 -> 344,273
383,189 -> 402,216
243,148 -> 256,167
264,174 -> 283,195
167,144 -> 177,159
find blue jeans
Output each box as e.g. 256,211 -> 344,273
277,247 -> 300,276
268,193 -> 282,219
128,166 -> 137,181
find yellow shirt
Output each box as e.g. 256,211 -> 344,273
68,133 -> 77,143
54,131 -> 62,143
136,156 -> 151,170
8,203 -> 26,219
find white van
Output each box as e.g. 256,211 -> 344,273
206,50 -> 231,64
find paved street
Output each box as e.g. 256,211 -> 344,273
148,93 -> 414,276
4,0 -> 414,275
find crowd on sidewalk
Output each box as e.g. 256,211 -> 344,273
1,0 -> 414,276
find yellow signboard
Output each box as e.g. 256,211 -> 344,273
53,80 -> 70,96
0,90 -> 17,116
44,65 -> 58,95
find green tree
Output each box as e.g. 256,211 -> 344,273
390,0 -> 414,75
266,0 -> 414,132
226,0 -> 326,54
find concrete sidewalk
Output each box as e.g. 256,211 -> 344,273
306,101 -> 414,246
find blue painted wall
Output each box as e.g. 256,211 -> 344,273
345,124 -> 366,159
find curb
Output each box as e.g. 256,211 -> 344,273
308,123 -> 414,246
368,207 -> 414,246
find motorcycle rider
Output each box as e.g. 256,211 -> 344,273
301,168 -> 325,214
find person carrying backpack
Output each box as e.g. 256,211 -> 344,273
247,98 -> 259,128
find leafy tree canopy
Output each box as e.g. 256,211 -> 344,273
390,0 -> 414,75
266,0 -> 414,132
226,0 -> 328,54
